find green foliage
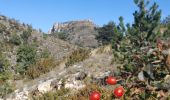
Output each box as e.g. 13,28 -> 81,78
112,0 -> 162,64
0,71 -> 12,83
0,52 -> 10,71
9,33 -> 21,45
0,23 -> 7,33
132,0 -> 161,42
109,1 -> 170,99
96,16 -> 126,46
0,52 -> 13,97
96,21 -> 116,45
65,48 -> 90,67
54,32 -> 68,40
0,82 -> 14,97
0,52 -> 11,82
16,44 -> 37,74
20,29 -> 32,43
25,49 -> 53,79
112,16 -> 126,51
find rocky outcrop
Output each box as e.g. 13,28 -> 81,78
49,20 -> 94,33
49,20 -> 99,48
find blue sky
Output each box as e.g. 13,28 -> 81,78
0,0 -> 169,32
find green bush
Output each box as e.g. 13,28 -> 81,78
53,32 -> 68,40
0,52 -> 11,82
16,44 -> 37,74
96,22 -> 117,45
20,29 -> 31,43
57,32 -> 68,40
0,71 -> 12,83
0,52 -> 13,97
0,82 -> 14,97
9,34 -> 21,45
0,52 -> 9,71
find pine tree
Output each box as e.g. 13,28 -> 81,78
132,0 -> 161,44
112,16 -> 126,51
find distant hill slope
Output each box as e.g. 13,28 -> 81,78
49,20 -> 99,48
1,15 -> 110,99
0,15 -> 77,64
0,15 -> 77,83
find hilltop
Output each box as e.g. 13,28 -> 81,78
49,20 -> 99,48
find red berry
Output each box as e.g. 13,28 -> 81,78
114,86 -> 124,98
89,91 -> 101,100
106,76 -> 117,85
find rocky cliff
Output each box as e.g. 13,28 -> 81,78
49,20 -> 99,48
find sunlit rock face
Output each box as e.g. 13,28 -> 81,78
49,20 -> 99,48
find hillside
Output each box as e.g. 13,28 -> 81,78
0,15 -> 119,100
5,45 -> 115,100
1,0 -> 170,99
0,15 -> 79,99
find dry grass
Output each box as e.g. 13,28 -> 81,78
65,48 -> 90,67
90,45 -> 112,56
31,88 -> 70,100
66,84 -> 113,100
26,58 -> 56,79
31,84 -> 113,100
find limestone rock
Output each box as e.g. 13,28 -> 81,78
37,79 -> 54,94
163,75 -> 170,90
49,20 -> 99,48
65,78 -> 85,90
